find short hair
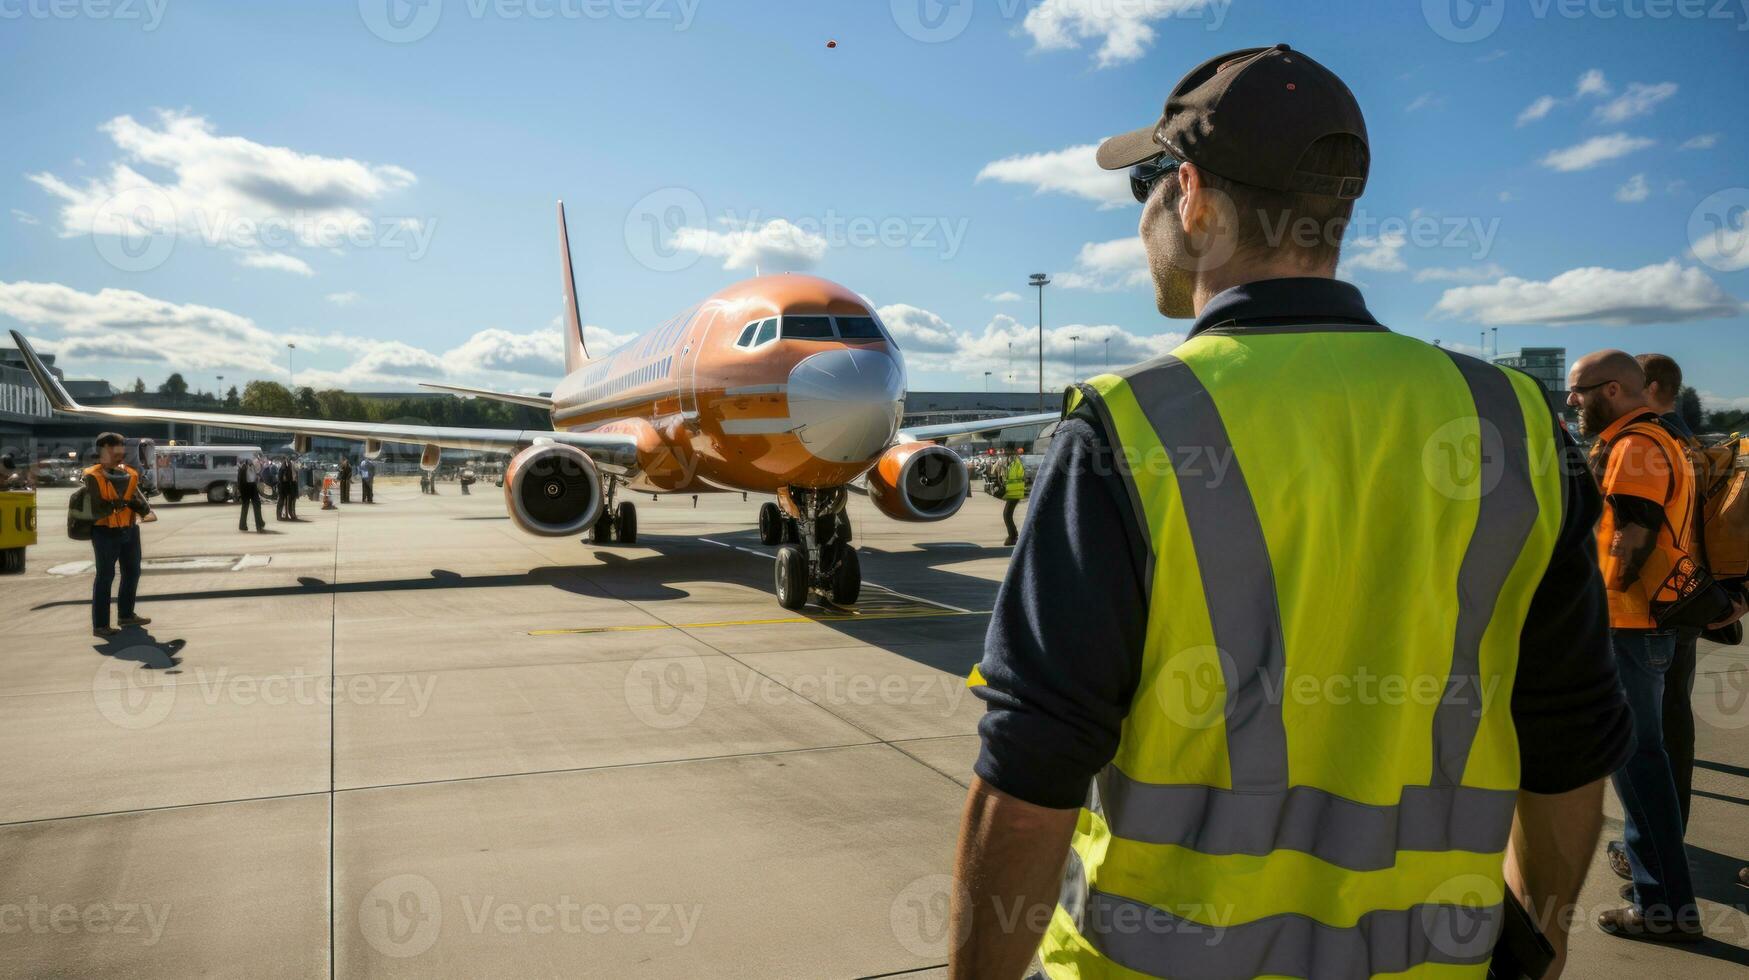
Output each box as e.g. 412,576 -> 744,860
1637,353 -> 1682,395
94,432 -> 124,449
1189,133 -> 1369,269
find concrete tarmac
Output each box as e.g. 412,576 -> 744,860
1,478 -> 1744,978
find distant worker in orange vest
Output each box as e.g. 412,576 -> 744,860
1568,349 -> 1746,942
84,432 -> 156,638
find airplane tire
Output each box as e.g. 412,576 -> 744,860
775,544 -> 808,610
590,516 -> 614,544
617,501 -> 637,544
828,546 -> 860,605
757,502 -> 782,546
781,518 -> 800,544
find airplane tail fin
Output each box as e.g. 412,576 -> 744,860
558,200 -> 587,374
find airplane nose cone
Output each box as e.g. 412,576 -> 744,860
787,348 -> 905,464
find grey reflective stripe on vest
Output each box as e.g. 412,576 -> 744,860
1057,847 -> 1499,979
1096,770 -> 1517,871
1123,354 -> 1289,792
1083,888 -> 1499,979
1432,351 -> 1540,785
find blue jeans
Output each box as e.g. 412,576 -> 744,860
1610,629 -> 1699,926
91,524 -> 142,629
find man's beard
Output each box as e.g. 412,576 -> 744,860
1151,220 -> 1197,319
1578,399 -> 1611,437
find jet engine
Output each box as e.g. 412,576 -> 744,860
503,443 -> 603,537
865,442 -> 968,522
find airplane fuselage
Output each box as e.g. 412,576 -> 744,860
548,274 -> 905,495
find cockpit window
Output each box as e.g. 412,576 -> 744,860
754,318 -> 778,346
780,315 -> 835,340
834,316 -> 883,340
736,321 -> 760,347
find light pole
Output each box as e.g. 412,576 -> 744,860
1006,341 -> 1013,390
286,342 -> 297,391
983,370 -> 992,393
1029,273 -> 1049,413
1070,334 -> 1081,382
1103,337 -> 1110,374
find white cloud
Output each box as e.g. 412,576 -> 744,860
1021,0 -> 1219,68
976,143 -> 1130,210
1431,260 -> 1742,326
0,279 -> 631,391
1575,69 -> 1610,98
1680,133 -> 1719,151
1497,191 -> 1515,203
1593,81 -> 1677,124
11,209 -> 38,225
1614,173 -> 1650,204
1699,391 -> 1749,414
1540,133 -> 1654,172
1477,49 -> 1508,63
237,252 -> 314,276
1337,232 -> 1408,279
1412,263 -> 1508,284
984,291 -> 1023,303
1053,236 -> 1151,292
27,110 -> 416,256
668,217 -> 827,271
325,291 -> 360,306
876,304 -> 962,354
1691,226 -> 1749,273
0,280 -> 287,375
1516,95 -> 1559,126
877,303 -> 1182,380
1406,92 -> 1442,113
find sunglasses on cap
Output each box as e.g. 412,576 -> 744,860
1130,154 -> 1182,204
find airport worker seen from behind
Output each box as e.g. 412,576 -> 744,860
1002,446 -> 1027,547
950,44 -> 1633,980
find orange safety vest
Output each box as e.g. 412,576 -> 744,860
1591,411 -> 1699,629
84,464 -> 141,529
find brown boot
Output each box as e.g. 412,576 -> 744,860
1597,906 -> 1704,943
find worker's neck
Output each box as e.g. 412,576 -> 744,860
1192,256 -> 1337,317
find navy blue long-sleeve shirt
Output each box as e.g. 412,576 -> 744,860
973,278 -> 1633,808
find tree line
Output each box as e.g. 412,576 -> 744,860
114,375 -> 545,428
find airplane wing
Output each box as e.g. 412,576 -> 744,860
416,382 -> 554,411
9,330 -> 638,471
897,411 -> 1060,445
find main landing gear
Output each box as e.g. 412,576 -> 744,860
588,477 -> 639,545
766,487 -> 860,610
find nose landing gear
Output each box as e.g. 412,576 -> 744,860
771,486 -> 859,610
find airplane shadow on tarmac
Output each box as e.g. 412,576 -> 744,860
32,532 -> 1011,668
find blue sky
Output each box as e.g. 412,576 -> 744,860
1,0 -> 1745,409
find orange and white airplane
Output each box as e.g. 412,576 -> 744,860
10,203 -> 1055,608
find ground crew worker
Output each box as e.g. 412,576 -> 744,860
1566,350 -> 1745,942
1001,446 -> 1027,547
1601,354 -> 1701,884
951,46 -> 1633,980
237,453 -> 265,532
85,432 -> 156,638
339,456 -> 353,504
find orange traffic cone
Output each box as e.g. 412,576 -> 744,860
321,476 -> 337,510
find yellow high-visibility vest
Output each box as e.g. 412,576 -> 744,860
1039,324 -> 1564,979
1005,458 -> 1028,500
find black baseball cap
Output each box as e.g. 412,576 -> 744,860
1096,44 -> 1369,200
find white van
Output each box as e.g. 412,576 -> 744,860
152,445 -> 261,503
